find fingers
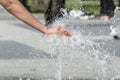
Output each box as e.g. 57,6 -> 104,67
45,26 -> 72,37
57,26 -> 72,37
64,30 -> 72,36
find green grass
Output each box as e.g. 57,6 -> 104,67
66,1 -> 100,15
26,1 -> 119,14
66,1 -> 119,15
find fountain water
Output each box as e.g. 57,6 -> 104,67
29,1 -> 120,80
110,7 -> 120,39
1,2 -> 120,80
41,16 -> 119,79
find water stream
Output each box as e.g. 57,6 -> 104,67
30,3 -> 120,80
42,17 -> 118,80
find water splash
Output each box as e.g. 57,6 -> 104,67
27,7 -> 120,80
110,8 -> 120,37
42,16 -> 118,80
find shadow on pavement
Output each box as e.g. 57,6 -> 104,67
0,41 -> 55,59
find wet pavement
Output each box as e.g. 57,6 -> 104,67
1,5 -> 120,80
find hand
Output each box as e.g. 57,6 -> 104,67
45,26 -> 72,37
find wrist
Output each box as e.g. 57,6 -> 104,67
42,26 -> 49,34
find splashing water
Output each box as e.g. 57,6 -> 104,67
42,15 -> 119,79
1,4 -> 120,80
27,6 -> 120,80
110,8 -> 120,37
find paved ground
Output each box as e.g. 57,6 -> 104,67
1,6 -> 120,80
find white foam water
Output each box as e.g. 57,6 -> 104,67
110,8 -> 120,37
28,6 -> 120,80
42,17 -> 118,80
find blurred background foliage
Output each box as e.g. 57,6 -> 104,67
20,0 -> 120,15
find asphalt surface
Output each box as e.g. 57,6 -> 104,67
1,5 -> 120,80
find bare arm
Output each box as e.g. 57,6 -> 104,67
0,0 -> 71,36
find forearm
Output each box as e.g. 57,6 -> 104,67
0,0 -> 48,33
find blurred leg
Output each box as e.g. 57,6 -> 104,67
44,0 -> 53,25
44,0 -> 66,26
53,0 -> 66,18
19,0 -> 30,11
100,0 -> 107,16
119,0 -> 120,7
100,0 -> 115,21
100,0 -> 115,20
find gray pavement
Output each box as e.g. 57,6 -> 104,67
1,5 -> 120,80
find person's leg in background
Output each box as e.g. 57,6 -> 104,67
44,0 -> 53,26
44,0 -> 66,26
100,0 -> 115,21
53,0 -> 66,18
19,0 -> 30,11
118,0 -> 120,7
